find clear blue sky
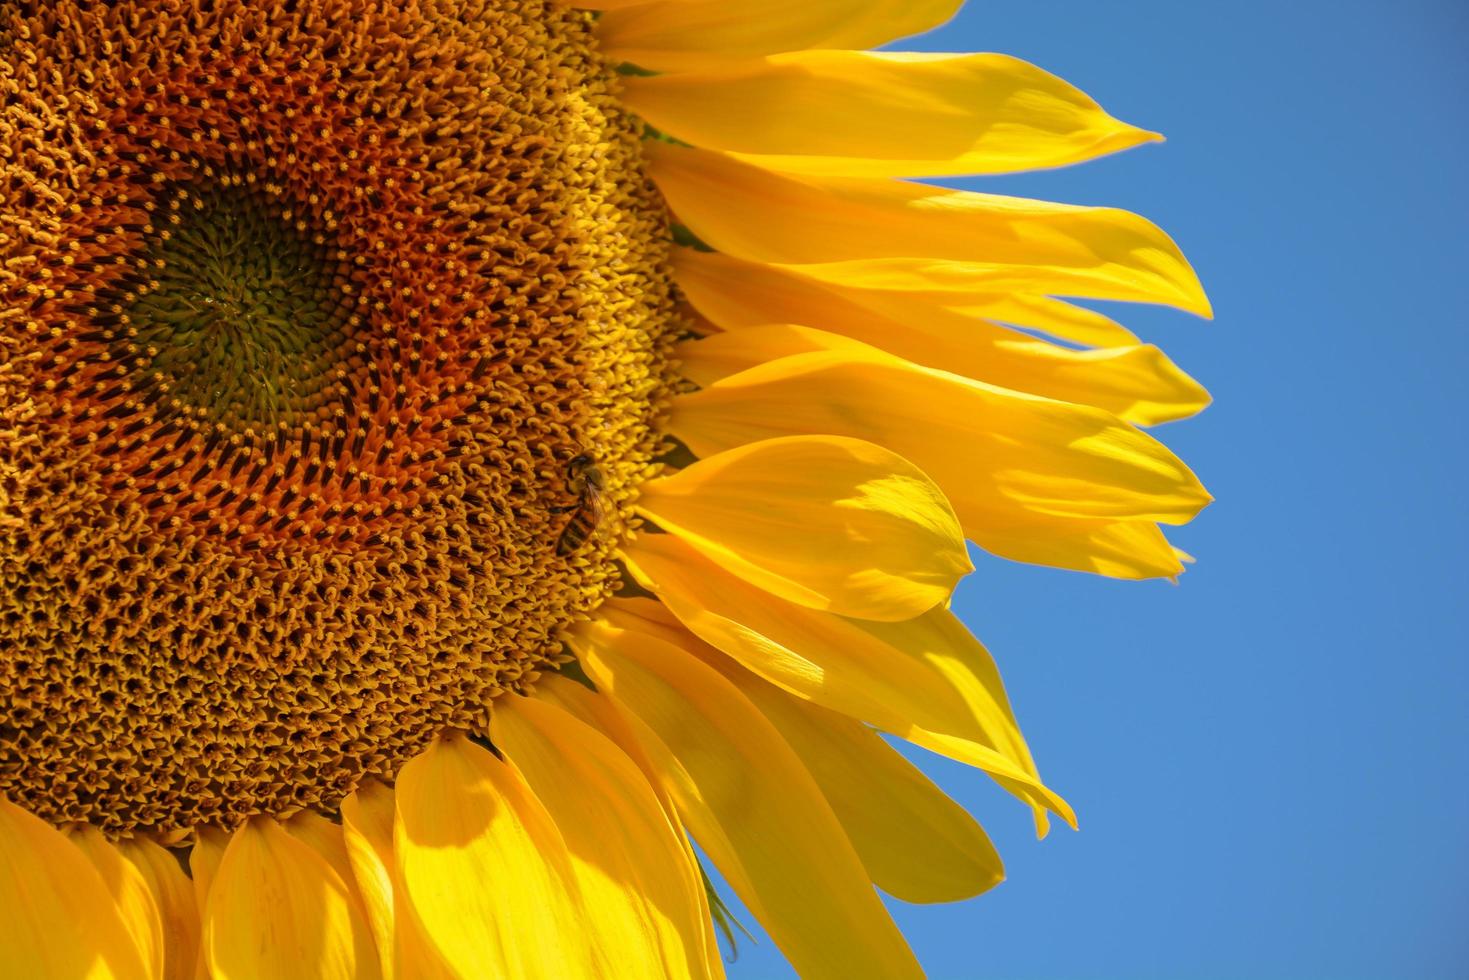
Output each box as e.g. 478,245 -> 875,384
722,1 -> 1469,976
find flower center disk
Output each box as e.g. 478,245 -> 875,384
117,182 -> 362,436
0,0 -> 676,835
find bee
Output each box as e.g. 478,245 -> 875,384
553,453 -> 606,556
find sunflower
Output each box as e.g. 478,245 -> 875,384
0,0 -> 1210,976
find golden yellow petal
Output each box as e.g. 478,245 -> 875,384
283,810 -> 386,975
341,781 -> 398,980
115,836 -> 200,980
626,51 -> 1156,178
534,675 -> 728,975
978,293 -> 1143,347
974,512 -> 1188,580
700,653 -> 1006,904
673,245 -> 1144,350
575,621 -> 924,980
616,539 -> 1073,831
492,696 -> 721,979
677,323 -> 1209,428
783,252 -> 1214,324
203,816 -> 380,980
285,812 -> 357,897
188,827 -> 229,980
649,143 -> 1211,316
533,676 -> 682,825
70,826 -> 165,980
393,735 -> 593,978
574,0 -> 687,9
638,435 -> 971,621
672,348 -> 1208,578
0,799 -> 149,980
530,677 -> 727,980
607,593 -> 1010,896
598,0 -> 961,72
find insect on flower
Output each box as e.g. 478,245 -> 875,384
553,452 -> 607,556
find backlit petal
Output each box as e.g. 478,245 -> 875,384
70,826 -> 165,980
673,247 -> 1144,349
672,348 -> 1208,578
650,143 -> 1210,316
605,597 -> 1009,899
532,676 -> 683,826
284,810 -> 386,976
492,695 -> 720,979
626,51 -> 1156,178
188,826 -> 229,980
576,622 -> 924,980
529,678 -> 727,980
576,0 -> 699,9
638,435 -> 970,621
531,678 -> 731,975
975,512 -> 1187,580
598,0 -> 961,71
393,734 -> 593,978
677,323 -> 1208,428
285,811 -> 358,897
0,799 -> 149,980
695,645 -> 1006,904
116,836 -> 200,980
341,781 -> 398,979
620,537 -> 1072,832
204,816 -> 380,980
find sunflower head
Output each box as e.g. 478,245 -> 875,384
1,0 -> 675,835
1,1 -> 1211,977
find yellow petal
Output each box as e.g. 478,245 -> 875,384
525,675 -> 752,980
784,253 -> 1213,325
70,826 -> 165,980
975,511 -> 1187,580
533,675 -> 683,825
672,348 -> 1209,578
673,246 -> 1143,349
637,434 -> 971,621
598,0 -> 961,72
607,596 -> 1007,899
530,676 -> 726,980
626,51 -> 1156,178
575,622 -> 924,980
285,811 -> 356,895
393,734 -> 593,978
492,696 -> 721,979
283,810 -> 388,976
188,828 -> 228,903
575,0 -> 692,9
700,652 -> 1006,904
341,781 -> 397,980
116,836 -> 200,980
203,816 -> 381,980
619,537 -> 1072,832
188,827 -> 229,980
976,293 -> 1142,347
649,143 -> 1210,316
677,322 -> 1209,428
0,799 -> 149,980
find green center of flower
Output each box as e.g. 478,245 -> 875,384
119,182 -> 359,435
